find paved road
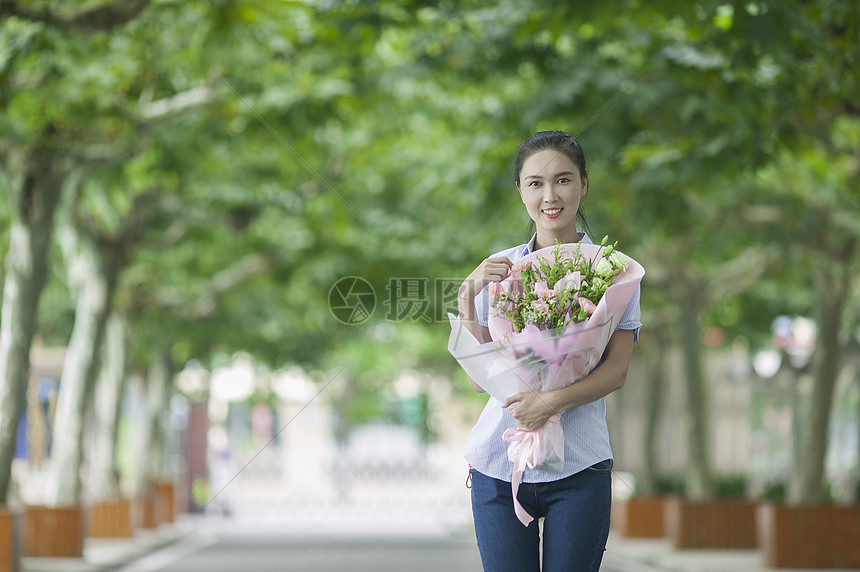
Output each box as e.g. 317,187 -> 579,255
110,528 -> 647,572
115,532 -> 486,572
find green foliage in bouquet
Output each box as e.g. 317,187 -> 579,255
490,237 -> 631,333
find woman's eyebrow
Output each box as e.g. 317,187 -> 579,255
524,171 -> 576,181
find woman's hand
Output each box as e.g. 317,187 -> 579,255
502,330 -> 635,421
457,256 -> 513,317
457,256 -> 513,390
502,391 -> 559,432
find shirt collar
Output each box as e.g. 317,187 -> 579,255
524,232 -> 591,255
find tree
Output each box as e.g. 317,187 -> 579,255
0,0 -> 219,505
44,187 -> 159,505
88,311 -> 128,500
749,144 -> 859,502
656,0 -> 860,503
0,144 -> 70,504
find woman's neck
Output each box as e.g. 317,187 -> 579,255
534,229 -> 581,251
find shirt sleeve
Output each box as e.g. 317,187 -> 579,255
475,285 -> 490,328
615,285 -> 642,342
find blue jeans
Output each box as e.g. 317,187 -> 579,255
470,460 -> 612,572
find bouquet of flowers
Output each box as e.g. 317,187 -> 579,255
448,237 -> 644,526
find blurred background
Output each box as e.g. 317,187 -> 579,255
0,0 -> 858,568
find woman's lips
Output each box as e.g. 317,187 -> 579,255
542,207 -> 563,219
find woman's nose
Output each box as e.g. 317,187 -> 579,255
542,183 -> 558,200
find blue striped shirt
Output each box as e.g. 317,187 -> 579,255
464,233 -> 642,483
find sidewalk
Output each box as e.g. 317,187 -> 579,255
18,516 -> 860,572
21,518 -> 198,572
605,535 -> 765,572
605,534 -> 860,572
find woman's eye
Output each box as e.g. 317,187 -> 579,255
529,181 -> 541,187
557,177 -> 570,184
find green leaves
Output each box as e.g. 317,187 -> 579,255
2,0 -> 858,430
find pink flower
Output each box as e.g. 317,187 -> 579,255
537,287 -> 556,299
554,272 -> 581,295
531,300 -> 550,314
511,260 -> 532,273
488,282 -> 503,301
578,297 -> 597,315
534,282 -> 555,300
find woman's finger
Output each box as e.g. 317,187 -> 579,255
487,256 -> 513,268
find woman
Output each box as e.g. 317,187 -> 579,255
456,130 -> 642,572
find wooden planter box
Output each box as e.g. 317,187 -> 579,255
757,504 -> 860,568
664,498 -> 758,549
135,495 -> 157,529
0,506 -> 22,572
154,481 -> 176,525
23,505 -> 84,558
611,497 -> 666,537
87,498 -> 133,538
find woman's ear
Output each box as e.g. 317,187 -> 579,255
581,172 -> 589,196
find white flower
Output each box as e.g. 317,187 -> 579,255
609,251 -> 631,270
594,257 -> 614,277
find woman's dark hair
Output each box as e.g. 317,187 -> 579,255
515,130 -> 592,240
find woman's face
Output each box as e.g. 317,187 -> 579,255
517,148 -> 587,243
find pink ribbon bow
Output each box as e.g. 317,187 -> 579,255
502,415 -> 561,527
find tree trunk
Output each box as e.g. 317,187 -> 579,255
130,343 -> 175,497
676,280 -> 712,500
0,151 -> 66,504
89,311 -> 128,501
639,324 -> 667,495
44,225 -> 118,506
856,367 -> 860,504
790,243 -> 855,503
26,357 -> 49,469
148,344 -> 175,483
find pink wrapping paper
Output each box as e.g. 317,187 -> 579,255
449,243 -> 644,525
